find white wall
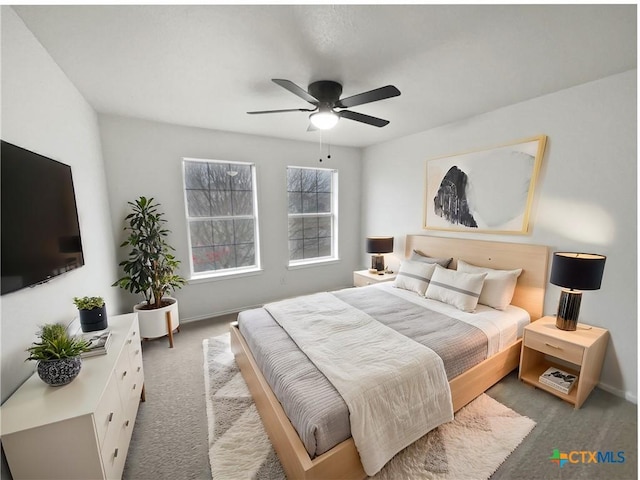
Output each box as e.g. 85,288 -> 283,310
99,115 -> 362,321
361,70 -> 637,402
1,8 -> 122,402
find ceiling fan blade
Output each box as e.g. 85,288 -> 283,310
339,110 -> 390,127
247,108 -> 315,115
272,79 -> 319,104
335,85 -> 401,108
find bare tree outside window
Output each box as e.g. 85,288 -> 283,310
183,159 -> 258,275
287,167 -> 337,263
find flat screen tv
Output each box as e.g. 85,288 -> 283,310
1,140 -> 84,295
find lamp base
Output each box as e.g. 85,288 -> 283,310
556,290 -> 582,331
370,254 -> 385,272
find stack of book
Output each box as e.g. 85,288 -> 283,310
79,329 -> 112,358
539,367 -> 578,394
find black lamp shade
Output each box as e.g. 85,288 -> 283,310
550,252 -> 606,291
366,237 -> 394,254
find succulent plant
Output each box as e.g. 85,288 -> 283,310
73,296 -> 105,310
26,324 -> 89,361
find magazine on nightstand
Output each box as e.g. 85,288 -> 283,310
78,329 -> 112,358
539,367 -> 578,394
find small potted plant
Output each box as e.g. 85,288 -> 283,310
113,197 -> 186,345
26,324 -> 90,386
73,296 -> 108,332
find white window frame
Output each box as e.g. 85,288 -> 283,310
286,166 -> 339,268
182,157 -> 261,280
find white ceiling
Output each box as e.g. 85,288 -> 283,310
12,4 -> 636,148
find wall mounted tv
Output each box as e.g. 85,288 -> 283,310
1,140 -> 84,295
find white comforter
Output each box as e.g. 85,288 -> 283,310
264,292 -> 453,476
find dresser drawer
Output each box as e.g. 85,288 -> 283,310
125,323 -> 142,365
127,336 -> 144,381
104,414 -> 135,480
94,372 -> 124,449
114,343 -> 135,401
101,419 -> 127,480
524,330 -> 584,364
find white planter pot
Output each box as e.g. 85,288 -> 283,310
134,297 -> 180,340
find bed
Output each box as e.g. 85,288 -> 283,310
230,235 -> 548,479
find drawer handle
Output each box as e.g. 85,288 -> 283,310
114,448 -> 119,459
135,349 -> 140,355
108,412 -> 114,422
127,339 -> 133,344
545,342 -> 561,349
125,420 -> 130,427
137,366 -> 141,372
122,371 -> 127,378
133,383 -> 137,391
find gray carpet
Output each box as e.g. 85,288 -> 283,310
124,314 -> 637,480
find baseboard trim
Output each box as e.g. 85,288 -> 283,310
180,304 -> 264,324
598,381 -> 637,404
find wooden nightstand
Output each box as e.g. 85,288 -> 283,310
353,269 -> 397,287
519,316 -> 608,408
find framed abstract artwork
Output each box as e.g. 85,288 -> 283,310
423,135 -> 547,234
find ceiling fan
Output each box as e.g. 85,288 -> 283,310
247,79 -> 401,130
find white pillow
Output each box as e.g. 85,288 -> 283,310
393,261 -> 437,296
457,260 -> 522,310
425,265 -> 487,312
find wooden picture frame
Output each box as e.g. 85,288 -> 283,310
423,135 -> 547,234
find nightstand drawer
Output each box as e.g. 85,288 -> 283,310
524,330 -> 584,364
354,275 -> 375,287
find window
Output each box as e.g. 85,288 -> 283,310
287,167 -> 338,264
183,159 -> 259,277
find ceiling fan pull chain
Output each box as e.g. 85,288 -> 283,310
319,131 -> 323,162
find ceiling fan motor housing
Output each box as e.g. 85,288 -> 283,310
308,81 -> 343,105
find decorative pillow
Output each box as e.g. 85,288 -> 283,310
425,265 -> 487,312
410,249 -> 453,268
393,261 -> 437,296
457,260 -> 523,310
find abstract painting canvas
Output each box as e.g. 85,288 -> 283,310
424,135 -> 547,234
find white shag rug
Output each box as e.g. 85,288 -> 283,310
204,333 -> 535,480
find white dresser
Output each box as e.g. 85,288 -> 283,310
1,313 -> 144,480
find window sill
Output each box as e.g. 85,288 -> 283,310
188,267 -> 263,284
287,258 -> 340,270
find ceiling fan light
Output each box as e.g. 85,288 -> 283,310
310,110 -> 339,130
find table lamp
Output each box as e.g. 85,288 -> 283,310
550,252 -> 606,331
366,236 -> 393,272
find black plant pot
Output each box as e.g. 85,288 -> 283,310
37,357 -> 82,386
79,306 -> 108,332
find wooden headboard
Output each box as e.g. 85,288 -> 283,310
406,235 -> 549,320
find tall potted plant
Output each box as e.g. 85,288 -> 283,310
113,197 -> 186,346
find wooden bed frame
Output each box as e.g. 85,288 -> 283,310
230,235 -> 548,480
